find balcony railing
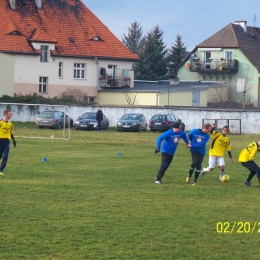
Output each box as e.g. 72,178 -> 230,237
189,59 -> 238,73
99,76 -> 131,88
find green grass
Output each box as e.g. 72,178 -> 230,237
1,123 -> 260,259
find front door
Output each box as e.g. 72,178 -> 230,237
192,91 -> 200,106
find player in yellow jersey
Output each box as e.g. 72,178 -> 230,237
201,123 -> 233,180
239,141 -> 260,186
0,110 -> 16,175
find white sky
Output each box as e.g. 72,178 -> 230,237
83,0 -> 260,51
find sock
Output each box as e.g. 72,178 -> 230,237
247,172 -> 255,182
220,170 -> 224,177
188,167 -> 194,176
194,170 -> 200,181
203,167 -> 210,172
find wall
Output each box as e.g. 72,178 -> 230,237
0,104 -> 259,134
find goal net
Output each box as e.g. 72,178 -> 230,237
0,102 -> 71,140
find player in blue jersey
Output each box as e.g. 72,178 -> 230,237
185,123 -> 212,185
154,122 -> 191,184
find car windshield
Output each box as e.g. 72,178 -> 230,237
121,114 -> 140,120
81,113 -> 96,119
38,112 -> 54,119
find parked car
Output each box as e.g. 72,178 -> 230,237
75,112 -> 109,130
36,111 -> 73,129
117,113 -> 147,132
149,114 -> 185,132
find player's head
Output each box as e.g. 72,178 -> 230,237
202,123 -> 212,134
172,122 -> 182,132
222,125 -> 230,136
3,109 -> 12,119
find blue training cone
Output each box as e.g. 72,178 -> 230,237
118,153 -> 122,157
42,157 -> 48,162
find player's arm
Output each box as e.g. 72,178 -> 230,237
155,132 -> 167,153
181,131 -> 191,148
11,134 -> 16,148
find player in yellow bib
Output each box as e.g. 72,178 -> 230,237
239,141 -> 260,186
201,123 -> 233,180
0,110 -> 16,175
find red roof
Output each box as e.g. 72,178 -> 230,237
0,0 -> 138,60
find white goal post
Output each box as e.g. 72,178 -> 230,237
0,102 -> 71,140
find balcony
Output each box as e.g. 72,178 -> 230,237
99,76 -> 131,88
189,59 -> 238,79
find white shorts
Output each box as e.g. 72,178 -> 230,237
208,156 -> 225,168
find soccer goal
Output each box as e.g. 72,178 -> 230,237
202,118 -> 241,134
0,102 -> 71,140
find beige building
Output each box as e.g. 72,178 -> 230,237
0,0 -> 138,102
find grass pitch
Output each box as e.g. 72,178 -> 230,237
1,123 -> 260,259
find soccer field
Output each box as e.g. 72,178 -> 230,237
1,123 -> 260,259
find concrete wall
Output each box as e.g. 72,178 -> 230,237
0,103 -> 259,134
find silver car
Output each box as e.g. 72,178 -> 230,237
36,111 -> 73,129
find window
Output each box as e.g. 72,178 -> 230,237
39,77 -> 47,93
225,51 -> 233,61
40,45 -> 48,62
58,62 -> 63,78
74,63 -> 85,79
204,51 -> 212,69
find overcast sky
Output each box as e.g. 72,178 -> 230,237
83,0 -> 260,51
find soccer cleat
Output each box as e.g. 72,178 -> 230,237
155,180 -> 162,184
0,172 -> 4,176
200,170 -> 205,177
244,181 -> 253,186
191,181 -> 197,185
186,176 -> 190,183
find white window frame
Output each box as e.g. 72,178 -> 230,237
74,63 -> 85,79
204,51 -> 212,70
40,45 -> 48,62
224,50 -> 234,61
58,62 -> 63,78
39,77 -> 48,93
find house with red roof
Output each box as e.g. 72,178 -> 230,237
177,21 -> 260,107
0,0 -> 138,102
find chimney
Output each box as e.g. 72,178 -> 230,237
8,0 -> 16,9
234,20 -> 247,32
34,0 -> 42,9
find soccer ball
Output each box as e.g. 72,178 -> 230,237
221,174 -> 230,183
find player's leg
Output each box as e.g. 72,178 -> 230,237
0,140 -> 10,174
155,152 -> 173,184
218,157 -> 225,180
192,153 -> 204,184
201,156 -> 216,177
241,161 -> 258,186
186,151 -> 197,183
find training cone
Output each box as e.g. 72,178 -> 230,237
42,157 -> 48,162
118,153 -> 122,157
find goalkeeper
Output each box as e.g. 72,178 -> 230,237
0,110 -> 16,175
154,122 -> 191,184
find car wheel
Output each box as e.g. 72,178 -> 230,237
57,123 -> 62,130
137,125 -> 141,132
142,124 -> 147,132
106,123 -> 109,129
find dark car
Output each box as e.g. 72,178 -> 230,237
75,112 -> 109,130
117,113 -> 147,132
149,114 -> 185,132
36,111 -> 73,129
